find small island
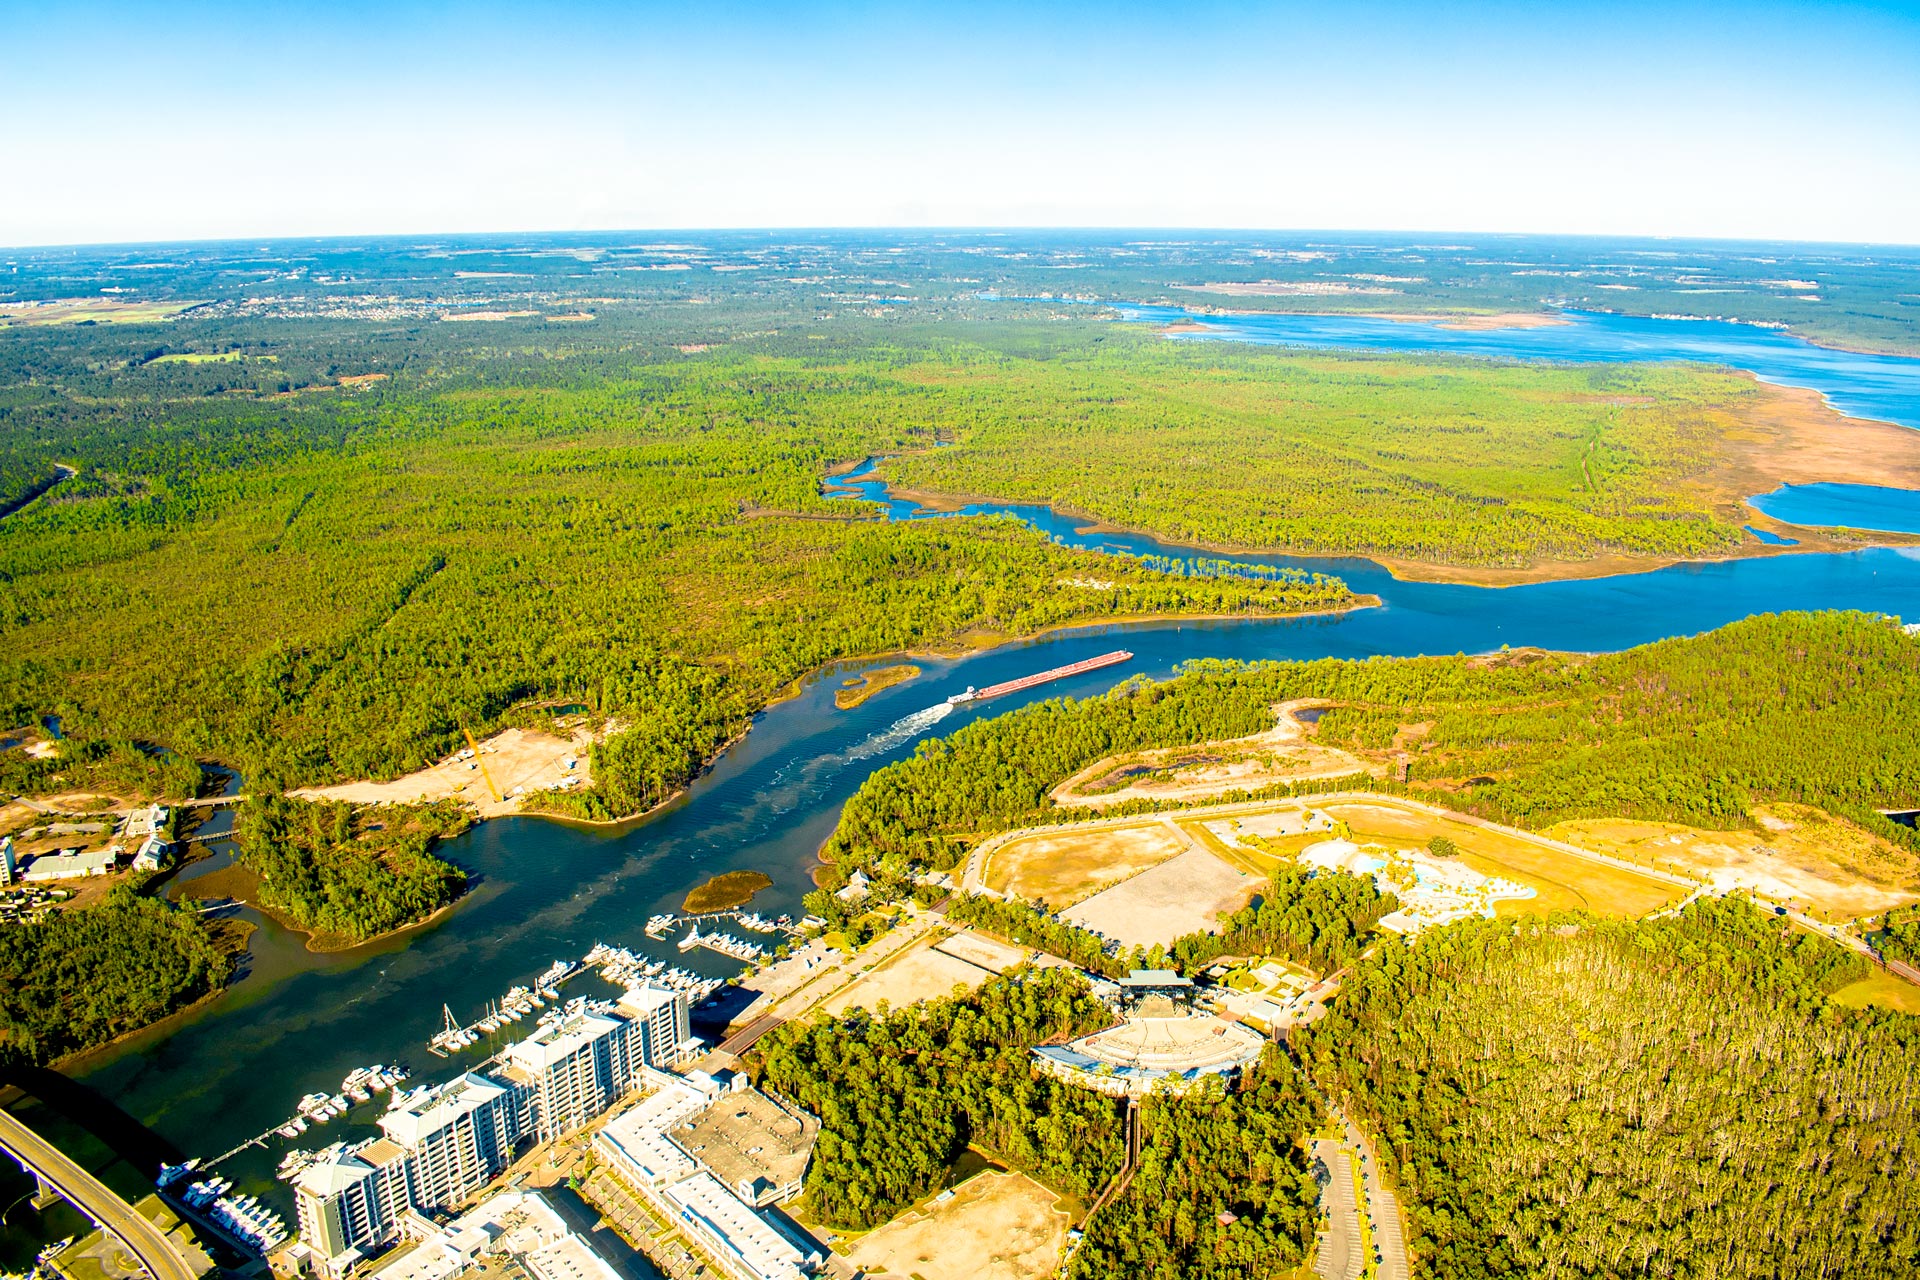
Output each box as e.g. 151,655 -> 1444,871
835,664 -> 922,710
684,869 -> 774,914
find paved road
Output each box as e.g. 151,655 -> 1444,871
717,1013 -> 785,1056
0,1110 -> 201,1280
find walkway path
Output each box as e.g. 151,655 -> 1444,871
0,1110 -> 201,1280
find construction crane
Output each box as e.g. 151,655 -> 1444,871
462,724 -> 501,802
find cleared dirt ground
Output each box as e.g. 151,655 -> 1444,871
1322,798 -> 1683,917
984,821 -> 1188,906
819,933 -> 1000,1016
1051,701 -> 1365,808
933,930 -> 1028,973
293,725 -> 595,817
846,1171 -> 1069,1280
1063,844 -> 1257,946
1548,804 -> 1920,921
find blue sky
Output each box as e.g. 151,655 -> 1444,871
3,0 -> 1918,246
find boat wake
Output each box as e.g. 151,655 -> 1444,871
846,702 -> 953,763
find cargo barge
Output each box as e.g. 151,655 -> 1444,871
948,649 -> 1133,704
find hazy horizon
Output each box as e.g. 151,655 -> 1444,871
6,0 -> 1917,249
9,225 -> 1920,256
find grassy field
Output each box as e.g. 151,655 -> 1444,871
1547,806 -> 1919,922
683,869 -> 773,913
1829,970 -> 1920,1015
147,350 -> 261,364
1321,798 -> 1684,917
983,820 -> 1188,906
0,299 -> 202,326
835,663 -> 922,710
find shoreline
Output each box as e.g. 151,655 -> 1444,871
866,377 -> 1920,590
51,919 -> 257,1074
1136,299 -> 1920,360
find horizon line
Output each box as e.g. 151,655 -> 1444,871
9,225 -> 1920,255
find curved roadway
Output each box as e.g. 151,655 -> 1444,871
0,1109 -> 200,1280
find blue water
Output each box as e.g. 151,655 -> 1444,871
829,461 -> 1920,653
1115,304 -> 1920,431
1750,483 -> 1920,535
1744,525 -> 1800,547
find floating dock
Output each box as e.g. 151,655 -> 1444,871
949,649 -> 1133,704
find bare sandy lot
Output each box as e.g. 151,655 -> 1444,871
985,821 -> 1187,906
1064,844 -> 1256,947
820,933 -> 999,1016
292,725 -> 595,817
846,1171 -> 1068,1280
1548,805 -> 1920,921
933,930 -> 1029,973
1052,701 -> 1364,808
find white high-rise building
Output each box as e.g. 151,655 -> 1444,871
617,985 -> 693,1068
379,1073 -> 524,1212
501,1011 -> 637,1143
293,1149 -> 403,1274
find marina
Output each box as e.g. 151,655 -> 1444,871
159,1168 -> 291,1254
676,925 -> 765,962
427,959 -> 583,1055
199,1065 -> 412,1170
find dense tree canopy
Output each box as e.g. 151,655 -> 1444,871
232,794 -> 469,942
826,612 -> 1920,896
1298,898 -> 1920,1279
1066,1048 -> 1325,1280
752,967 -> 1124,1229
0,887 -> 234,1065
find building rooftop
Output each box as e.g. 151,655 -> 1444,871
294,1153 -> 374,1198
1122,969 -> 1192,986
618,985 -> 680,1017
505,1011 -> 626,1074
671,1089 -> 818,1207
368,1191 -> 609,1280
379,1073 -> 511,1147
597,1093 -> 702,1188
662,1173 -> 813,1280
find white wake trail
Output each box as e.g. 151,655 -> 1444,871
846,702 -> 953,763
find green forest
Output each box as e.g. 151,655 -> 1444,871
231,794 -> 470,942
1298,897 -> 1919,1278
879,346 -> 1770,569
1065,1049 -> 1326,1280
824,611 -> 1920,898
0,337 -> 1352,823
0,887 -> 235,1065
751,966 -> 1125,1229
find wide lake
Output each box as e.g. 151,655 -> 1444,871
1115,303 -> 1920,430
61,309 -> 1920,1236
